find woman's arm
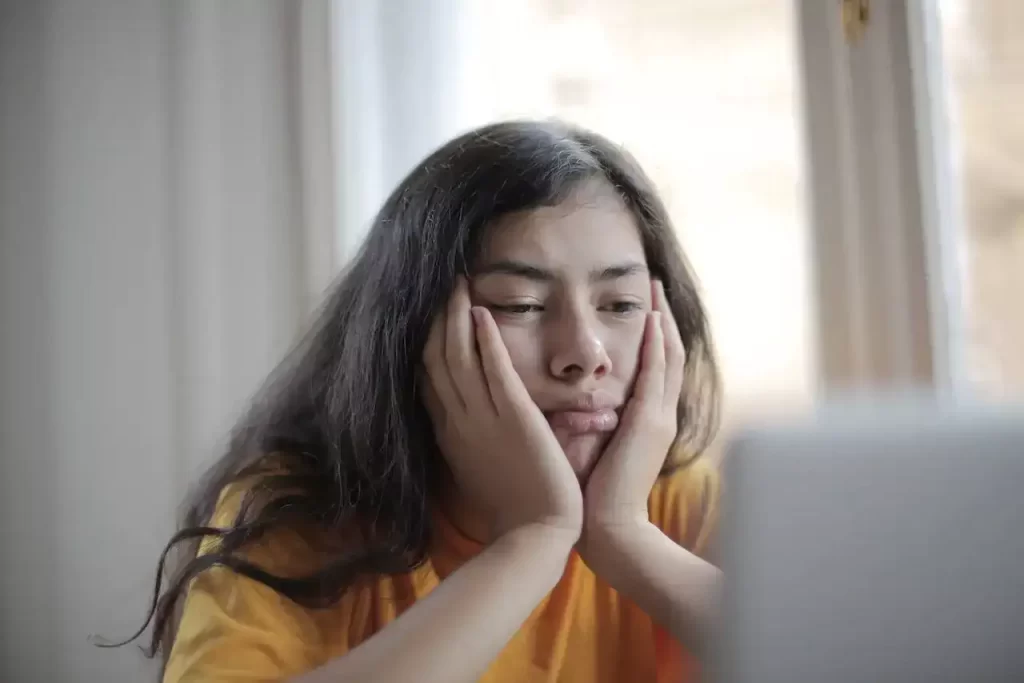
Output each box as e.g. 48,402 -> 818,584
293,524 -> 575,683
583,520 -> 722,658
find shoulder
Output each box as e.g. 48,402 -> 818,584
647,456 -> 721,561
199,460 -> 358,578
165,464 -> 366,682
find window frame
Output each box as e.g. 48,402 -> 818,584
796,0 -> 967,395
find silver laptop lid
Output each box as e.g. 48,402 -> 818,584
713,401 -> 1024,683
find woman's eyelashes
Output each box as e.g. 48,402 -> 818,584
491,302 -> 544,316
600,300 -> 644,316
487,299 -> 646,319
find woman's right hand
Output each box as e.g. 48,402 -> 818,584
422,277 -> 583,543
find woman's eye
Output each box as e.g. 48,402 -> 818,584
493,303 -> 543,315
602,301 -> 643,315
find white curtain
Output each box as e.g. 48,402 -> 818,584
330,0 -> 477,259
0,1 -> 333,680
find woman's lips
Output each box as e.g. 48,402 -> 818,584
545,409 -> 619,434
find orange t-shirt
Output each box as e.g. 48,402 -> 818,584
164,460 -> 719,683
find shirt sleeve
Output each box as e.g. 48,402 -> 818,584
162,485 -> 328,683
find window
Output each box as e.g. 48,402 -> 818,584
939,0 -> 1024,399
330,0 -> 1023,430
458,0 -> 815,434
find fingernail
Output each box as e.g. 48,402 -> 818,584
470,307 -> 483,325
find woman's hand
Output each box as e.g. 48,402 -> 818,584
578,280 -> 685,550
574,284 -> 721,653
422,277 -> 583,543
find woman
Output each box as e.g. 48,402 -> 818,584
126,120 -> 723,682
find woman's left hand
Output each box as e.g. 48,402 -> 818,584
578,280 -> 686,556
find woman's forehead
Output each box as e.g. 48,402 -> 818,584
476,193 -> 645,273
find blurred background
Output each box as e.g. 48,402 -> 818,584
1,0 -> 1021,680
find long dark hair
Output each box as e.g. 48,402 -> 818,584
115,119 -> 721,664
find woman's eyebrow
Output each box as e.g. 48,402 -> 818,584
474,260 -> 648,283
475,260 -> 554,282
594,262 -> 648,282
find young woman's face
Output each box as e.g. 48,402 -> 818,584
471,182 -> 653,482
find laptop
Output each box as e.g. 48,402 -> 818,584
713,400 -> 1024,683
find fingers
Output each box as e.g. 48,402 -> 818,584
653,280 -> 686,408
423,303 -> 461,411
632,309 -> 666,408
425,276 -> 526,420
444,277 -> 491,411
472,306 -> 532,414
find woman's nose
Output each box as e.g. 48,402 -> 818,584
549,313 -> 611,382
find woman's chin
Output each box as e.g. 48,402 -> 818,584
559,432 -> 610,484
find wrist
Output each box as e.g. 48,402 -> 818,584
580,518 -> 723,652
578,517 -> 657,567
600,516 -> 657,536
495,523 -> 578,562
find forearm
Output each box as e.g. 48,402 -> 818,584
586,521 -> 722,657
293,525 -> 574,683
